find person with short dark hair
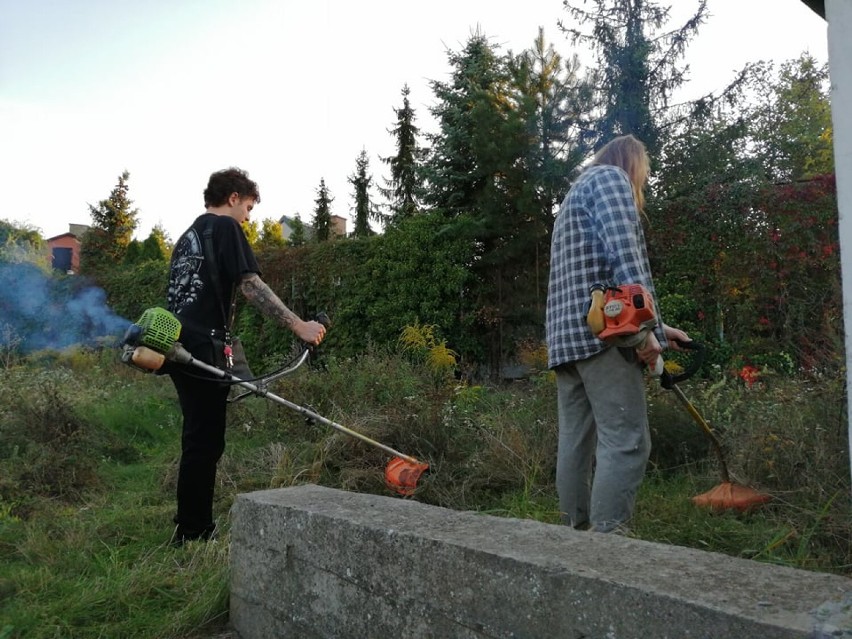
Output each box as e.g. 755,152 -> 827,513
166,167 -> 325,544
546,135 -> 689,533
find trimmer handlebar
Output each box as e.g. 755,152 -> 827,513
121,307 -> 332,375
660,339 -> 705,389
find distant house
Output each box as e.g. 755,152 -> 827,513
278,215 -> 347,241
329,215 -> 347,238
46,224 -> 90,274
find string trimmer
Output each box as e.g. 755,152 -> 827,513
587,284 -> 771,512
119,307 -> 429,496
658,341 -> 771,512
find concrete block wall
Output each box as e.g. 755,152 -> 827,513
230,485 -> 852,639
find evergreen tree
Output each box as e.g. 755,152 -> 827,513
289,214 -> 307,247
349,149 -> 382,238
422,32 -> 510,217
312,179 -> 333,242
380,84 -> 425,223
560,0 -> 708,155
147,223 -> 172,259
424,31 -> 574,374
125,225 -> 170,264
124,240 -> 144,265
80,170 -> 139,275
140,233 -> 168,262
508,28 -> 596,218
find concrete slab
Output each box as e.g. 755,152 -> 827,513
230,485 -> 852,639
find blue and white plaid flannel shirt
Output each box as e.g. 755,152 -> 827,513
546,164 -> 666,367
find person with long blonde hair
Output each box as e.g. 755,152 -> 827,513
591,134 -> 651,212
545,134 -> 688,533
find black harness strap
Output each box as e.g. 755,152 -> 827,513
202,221 -> 237,365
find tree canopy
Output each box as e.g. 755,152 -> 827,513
560,0 -> 708,156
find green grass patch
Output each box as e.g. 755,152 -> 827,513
0,464 -> 229,639
0,348 -> 849,637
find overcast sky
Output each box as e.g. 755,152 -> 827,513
0,0 -> 828,242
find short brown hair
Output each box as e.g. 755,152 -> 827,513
203,167 -> 261,208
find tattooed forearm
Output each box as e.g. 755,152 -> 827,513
240,273 -> 299,329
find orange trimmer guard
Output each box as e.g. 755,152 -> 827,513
384,457 -> 430,496
692,482 -> 772,513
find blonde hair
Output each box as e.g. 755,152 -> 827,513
591,135 -> 650,212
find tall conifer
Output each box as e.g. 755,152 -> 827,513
380,85 -> 424,223
312,179 -> 333,242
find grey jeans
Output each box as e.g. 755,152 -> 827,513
555,346 -> 650,533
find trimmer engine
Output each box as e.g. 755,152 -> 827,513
587,284 -> 658,347
120,307 -> 187,372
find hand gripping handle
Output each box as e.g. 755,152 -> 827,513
660,340 -> 705,390
315,312 -> 331,329
304,312 -> 332,352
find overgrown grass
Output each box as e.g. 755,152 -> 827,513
0,346 -> 849,637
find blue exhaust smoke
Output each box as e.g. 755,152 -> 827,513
0,262 -> 131,353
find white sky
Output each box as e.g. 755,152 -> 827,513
0,0 -> 828,242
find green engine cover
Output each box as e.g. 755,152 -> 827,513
136,307 -> 181,353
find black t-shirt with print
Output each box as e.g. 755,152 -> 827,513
167,213 -> 260,345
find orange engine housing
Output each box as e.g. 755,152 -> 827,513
597,284 -> 658,342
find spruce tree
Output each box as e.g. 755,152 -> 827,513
80,170 -> 139,275
148,223 -> 172,258
126,225 -> 170,264
423,32 -> 508,217
312,179 -> 333,242
123,240 -> 143,265
289,214 -> 307,247
140,234 -> 168,262
380,85 -> 425,223
560,0 -> 708,156
349,149 -> 382,238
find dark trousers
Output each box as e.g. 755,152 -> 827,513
170,369 -> 230,534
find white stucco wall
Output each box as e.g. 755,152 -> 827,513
824,0 -> 852,489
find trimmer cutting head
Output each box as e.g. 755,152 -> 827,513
661,341 -> 772,513
384,457 -> 430,496
692,482 -> 772,513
